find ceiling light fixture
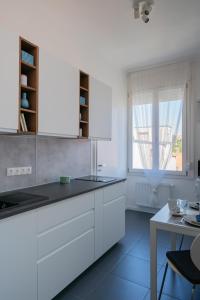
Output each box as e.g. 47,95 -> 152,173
133,0 -> 154,23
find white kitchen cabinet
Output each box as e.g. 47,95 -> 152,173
0,28 -> 18,132
0,182 -> 125,300
103,181 -> 126,204
37,192 -> 94,233
103,196 -> 125,252
38,229 -> 94,300
94,182 -> 126,258
94,189 -> 104,260
37,194 -> 95,300
36,183 -> 125,300
39,49 -> 79,137
38,210 -> 94,259
103,182 -> 126,252
89,77 -> 112,140
0,212 -> 37,300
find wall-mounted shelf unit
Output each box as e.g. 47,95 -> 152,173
18,37 -> 38,134
79,71 -> 89,138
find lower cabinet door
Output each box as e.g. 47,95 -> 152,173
94,190 -> 104,260
0,212 -> 37,300
38,229 -> 94,300
103,196 -> 125,252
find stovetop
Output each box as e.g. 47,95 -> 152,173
76,176 -> 117,183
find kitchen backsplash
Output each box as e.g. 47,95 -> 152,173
0,135 -> 91,192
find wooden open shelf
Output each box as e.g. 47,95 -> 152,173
21,85 -> 36,92
80,104 -> 88,108
80,86 -> 89,92
79,71 -> 89,138
80,120 -> 88,124
21,61 -> 36,71
20,108 -> 36,114
18,37 -> 38,134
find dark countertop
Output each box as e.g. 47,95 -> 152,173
0,177 -> 126,220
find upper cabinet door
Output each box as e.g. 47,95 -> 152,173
89,77 -> 112,140
0,28 -> 18,132
39,49 -> 79,137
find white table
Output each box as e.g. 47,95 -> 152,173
150,204 -> 200,300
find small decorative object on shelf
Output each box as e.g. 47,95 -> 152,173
19,37 -> 38,134
80,96 -> 86,105
21,92 -> 29,109
79,71 -> 89,138
21,74 -> 28,86
21,50 -> 34,65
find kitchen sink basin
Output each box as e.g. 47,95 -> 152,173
0,192 -> 48,210
0,201 -> 18,210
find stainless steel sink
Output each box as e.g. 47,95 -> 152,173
0,201 -> 18,210
0,192 -> 48,210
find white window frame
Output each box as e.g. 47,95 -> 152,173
128,86 -> 187,177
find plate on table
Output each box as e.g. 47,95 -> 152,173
189,202 -> 199,210
183,215 -> 200,227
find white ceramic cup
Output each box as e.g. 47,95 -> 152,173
168,198 -> 180,214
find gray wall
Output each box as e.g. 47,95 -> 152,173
0,135 -> 91,192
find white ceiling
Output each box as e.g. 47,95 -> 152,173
57,0 -> 200,71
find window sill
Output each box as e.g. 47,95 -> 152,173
128,170 -> 195,180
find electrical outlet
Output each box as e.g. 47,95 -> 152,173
7,167 -> 18,176
21,167 -> 26,175
7,166 -> 32,176
7,168 -> 15,176
15,168 -> 21,176
26,167 -> 32,175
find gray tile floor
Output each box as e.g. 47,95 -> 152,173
54,210 -> 200,300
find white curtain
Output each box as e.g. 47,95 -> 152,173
158,87 -> 184,171
128,62 -> 192,204
132,90 -> 153,170
132,86 -> 185,172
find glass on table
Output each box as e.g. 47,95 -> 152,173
177,199 -> 189,215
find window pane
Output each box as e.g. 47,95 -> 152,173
132,91 -> 153,169
132,142 -> 152,169
159,88 -> 183,171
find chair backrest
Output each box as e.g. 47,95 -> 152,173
191,233 -> 200,271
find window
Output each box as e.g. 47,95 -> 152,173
131,86 -> 185,174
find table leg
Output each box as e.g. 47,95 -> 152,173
150,222 -> 157,300
170,232 -> 177,250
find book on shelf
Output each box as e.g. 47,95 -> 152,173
20,114 -> 25,132
22,113 -> 28,131
20,113 -> 28,132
